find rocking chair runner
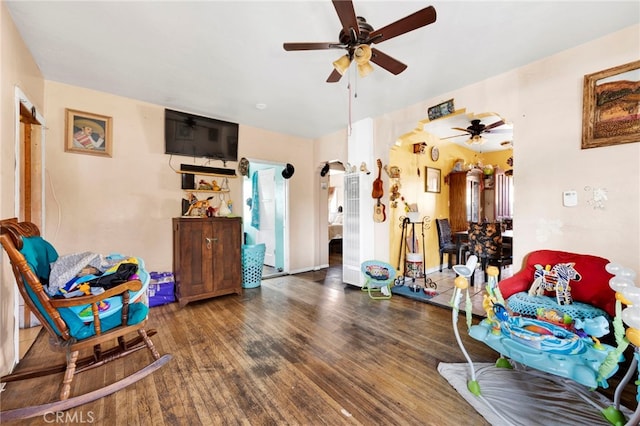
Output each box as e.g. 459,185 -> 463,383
0,218 -> 172,421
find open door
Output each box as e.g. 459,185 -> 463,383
327,162 -> 345,266
242,161 -> 287,277
255,168 -> 276,267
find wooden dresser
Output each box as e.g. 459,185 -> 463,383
172,217 -> 242,306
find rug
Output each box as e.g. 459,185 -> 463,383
391,284 -> 438,302
438,362 -> 635,426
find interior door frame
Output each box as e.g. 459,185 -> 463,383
242,159 -> 289,276
15,87 -> 46,227
13,87 -> 46,363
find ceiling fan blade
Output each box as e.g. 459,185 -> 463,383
451,127 -> 470,133
483,120 -> 505,131
442,133 -> 468,140
485,127 -> 512,134
283,42 -> 338,51
370,48 -> 407,75
326,68 -> 343,83
368,6 -> 437,44
332,0 -> 359,43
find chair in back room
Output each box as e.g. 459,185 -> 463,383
436,218 -> 466,272
467,222 -> 512,282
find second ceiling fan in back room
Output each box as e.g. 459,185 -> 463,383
443,119 -> 510,146
283,1 -> 437,82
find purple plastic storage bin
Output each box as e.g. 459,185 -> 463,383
148,272 -> 176,307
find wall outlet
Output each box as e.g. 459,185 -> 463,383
563,190 -> 578,207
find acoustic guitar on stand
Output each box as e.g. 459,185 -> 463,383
372,159 -> 386,223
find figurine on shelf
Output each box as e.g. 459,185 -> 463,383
220,178 -> 229,191
211,180 -> 221,191
186,195 -> 213,216
198,179 -> 213,190
218,193 -> 231,216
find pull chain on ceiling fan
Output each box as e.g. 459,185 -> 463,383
283,1 -> 437,82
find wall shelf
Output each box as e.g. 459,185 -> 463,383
175,170 -> 237,179
184,189 -> 230,193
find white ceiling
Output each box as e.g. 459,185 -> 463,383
6,1 -> 639,141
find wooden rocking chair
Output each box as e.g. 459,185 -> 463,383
0,218 -> 172,421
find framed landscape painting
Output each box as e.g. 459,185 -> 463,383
582,60 -> 640,149
65,109 -> 112,157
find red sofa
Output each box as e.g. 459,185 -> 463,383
498,249 -> 616,317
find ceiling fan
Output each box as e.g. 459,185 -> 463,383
443,119 -> 509,145
283,1 -> 437,83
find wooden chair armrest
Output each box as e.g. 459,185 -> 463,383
49,280 -> 143,309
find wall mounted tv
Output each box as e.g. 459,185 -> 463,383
165,108 -> 239,163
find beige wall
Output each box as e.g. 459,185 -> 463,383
42,82 -> 315,274
370,24 -> 640,272
238,125 -> 315,273
0,1 -> 45,375
312,25 -> 639,272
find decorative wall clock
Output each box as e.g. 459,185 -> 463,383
431,146 -> 439,161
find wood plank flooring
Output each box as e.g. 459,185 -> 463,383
3,266 -> 637,425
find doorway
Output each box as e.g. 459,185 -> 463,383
326,161 -> 345,267
242,160 -> 289,279
14,88 -> 46,361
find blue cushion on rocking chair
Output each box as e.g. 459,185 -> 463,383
20,236 -> 150,340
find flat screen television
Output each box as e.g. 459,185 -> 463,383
165,108 -> 239,163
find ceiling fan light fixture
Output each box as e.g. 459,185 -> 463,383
467,135 -> 485,145
333,54 -> 352,75
357,62 -> 374,77
354,45 -> 372,64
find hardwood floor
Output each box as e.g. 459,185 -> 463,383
3,264 -> 637,425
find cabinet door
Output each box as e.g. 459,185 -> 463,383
466,176 -> 480,223
211,219 -> 241,293
448,172 -> 468,233
177,219 -> 214,297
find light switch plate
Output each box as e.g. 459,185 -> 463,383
563,190 -> 578,207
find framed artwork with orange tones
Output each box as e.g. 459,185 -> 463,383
582,60 -> 640,149
65,109 -> 112,157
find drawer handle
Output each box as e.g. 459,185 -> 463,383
205,237 -> 218,249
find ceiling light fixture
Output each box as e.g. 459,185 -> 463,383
466,134 -> 485,145
332,54 -> 352,75
354,45 -> 373,77
333,45 -> 375,78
